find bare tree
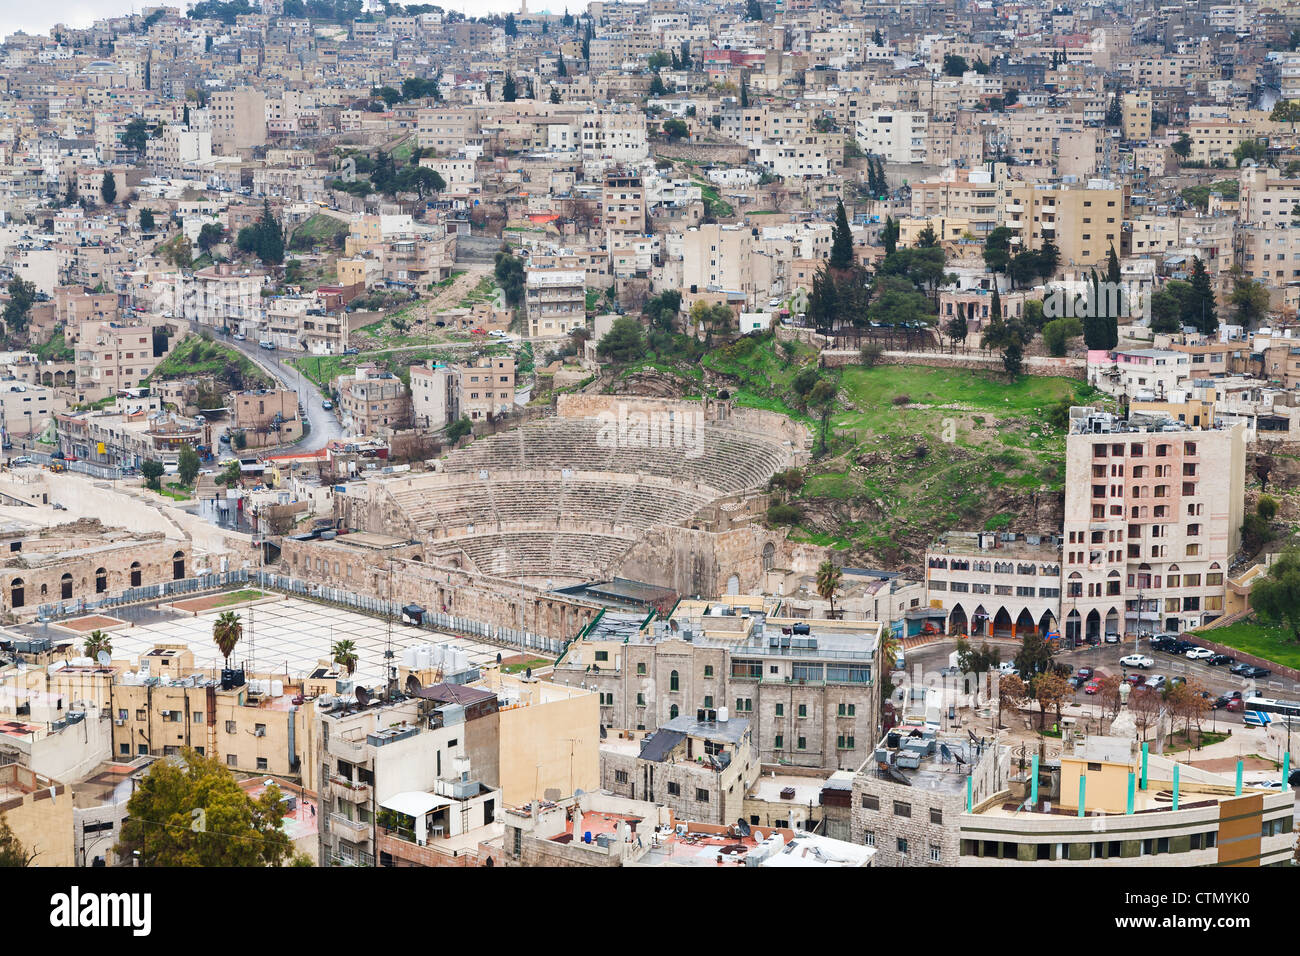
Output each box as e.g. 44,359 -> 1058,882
1130,686 -> 1164,743
998,673 -> 1027,729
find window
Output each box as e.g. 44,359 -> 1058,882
897,837 -> 908,856
227,754 -> 237,766
861,794 -> 879,810
838,703 -> 856,717
796,736 -> 807,750
703,665 -> 713,678
703,695 -> 713,709
930,844 -> 942,862
775,703 -> 784,717
256,757 -> 268,771
193,712 -> 204,724
930,808 -> 943,825
636,662 -> 646,675
637,693 -> 645,706
695,788 -> 710,802
225,720 -> 236,734
894,801 -> 911,818
774,735 -> 784,750
667,781 -> 680,796
836,735 -> 855,749
797,704 -> 808,718
669,670 -> 679,691
614,770 -> 628,785
863,830 -> 876,847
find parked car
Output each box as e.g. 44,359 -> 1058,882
321,400 -> 333,410
1104,631 -> 1120,643
1242,665 -> 1271,679
1169,640 -> 1196,654
343,347 -> 360,355
1145,675 -> 1168,691
1212,694 -> 1240,710
1149,636 -> 1176,653
10,457 -> 31,466
1206,654 -> 1234,667
259,340 -> 275,350
1229,662 -> 1254,676
1125,674 -> 1147,686
1075,667 -> 1094,681
488,329 -> 509,338
1186,647 -> 1214,660
232,332 -> 246,341
1084,679 -> 1102,695
1120,654 -> 1154,669
997,661 -> 1018,676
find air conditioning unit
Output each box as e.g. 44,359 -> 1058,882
160,710 -> 171,717
254,728 -> 266,737
114,718 -> 125,726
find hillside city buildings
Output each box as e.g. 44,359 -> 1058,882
0,0 -> 1295,880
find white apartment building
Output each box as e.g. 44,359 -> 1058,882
855,111 -> 928,165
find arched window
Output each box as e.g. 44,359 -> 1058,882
669,670 -> 679,692
669,704 -> 679,720
10,578 -> 23,609
173,550 -> 185,581
95,568 -> 107,594
61,573 -> 73,600
762,542 -> 775,572
130,562 -> 142,588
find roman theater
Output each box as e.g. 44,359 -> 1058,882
282,395 -> 819,642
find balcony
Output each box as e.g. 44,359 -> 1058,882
329,813 -> 370,842
330,773 -> 371,802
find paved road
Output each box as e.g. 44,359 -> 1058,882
186,321 -> 344,455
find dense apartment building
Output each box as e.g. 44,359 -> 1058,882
1063,410 -> 1245,639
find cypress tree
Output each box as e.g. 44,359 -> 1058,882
830,199 -> 854,270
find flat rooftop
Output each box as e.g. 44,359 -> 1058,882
52,596 -> 505,684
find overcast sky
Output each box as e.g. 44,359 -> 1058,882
2,2 -> 550,40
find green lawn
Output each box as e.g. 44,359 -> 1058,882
208,588 -> 270,608
35,329 -> 74,362
289,213 -> 348,251
1199,620 -> 1300,670
502,657 -> 553,675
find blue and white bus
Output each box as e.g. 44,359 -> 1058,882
1242,696 -> 1300,728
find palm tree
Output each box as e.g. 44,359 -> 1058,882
213,611 -> 243,667
83,629 -> 112,661
816,559 -> 842,619
331,639 -> 358,675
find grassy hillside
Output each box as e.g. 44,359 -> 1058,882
145,334 -> 272,390
700,337 -> 1107,567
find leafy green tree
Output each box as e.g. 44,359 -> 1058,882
1105,95 -> 1122,128
178,444 -> 200,485
493,250 -> 526,308
1013,630 -> 1057,680
881,215 -> 899,256
809,378 -> 837,456
1251,550 -> 1300,643
1036,239 -> 1060,280
661,118 -> 688,139
944,314 -> 967,351
197,222 -> 226,254
446,416 -> 472,442
745,0 -> 762,19
0,812 -> 36,867
1229,275 -> 1270,329
942,54 -> 969,76
213,611 -> 242,666
101,171 -> 117,205
955,637 -> 1001,704
1023,299 -> 1045,330
141,459 -> 165,491
140,208 -> 156,231
916,223 -> 939,248
1172,134 -> 1191,158
115,750 -> 293,867
1042,316 -> 1083,356
1233,138 -> 1267,166
502,74 -> 518,102
121,117 -> 153,154
596,316 -> 647,364
3,276 -> 36,339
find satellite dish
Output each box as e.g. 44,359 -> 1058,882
405,674 -> 422,696
736,818 -> 751,837
525,667 -> 532,679
96,650 -> 111,666
355,686 -> 371,708
574,788 -> 585,798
